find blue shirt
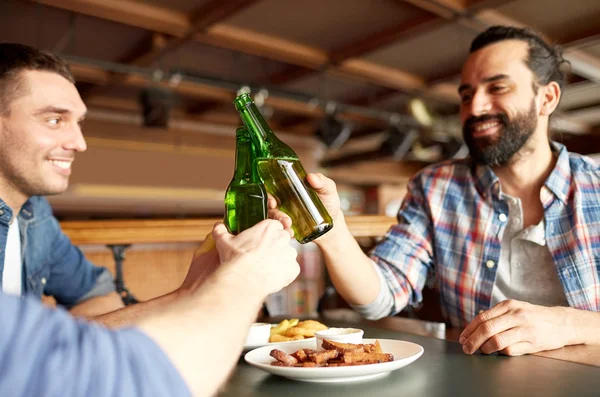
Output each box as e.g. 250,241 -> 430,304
370,143 -> 600,327
0,293 -> 191,397
0,196 -> 115,307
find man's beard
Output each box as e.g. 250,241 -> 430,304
463,99 -> 538,167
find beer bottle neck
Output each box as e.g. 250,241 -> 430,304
236,102 -> 275,153
232,135 -> 256,183
234,93 -> 298,160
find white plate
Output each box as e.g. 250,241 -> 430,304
243,337 -> 316,352
244,338 -> 423,383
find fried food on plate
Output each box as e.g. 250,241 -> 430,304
269,339 -> 393,367
268,319 -> 328,343
270,334 -> 304,343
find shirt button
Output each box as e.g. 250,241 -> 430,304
498,213 -> 507,222
0,209 -> 4,215
41,278 -> 47,285
486,260 -> 495,269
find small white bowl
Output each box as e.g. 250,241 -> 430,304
244,323 -> 271,346
315,327 -> 364,351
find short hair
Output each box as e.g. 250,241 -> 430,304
469,26 -> 569,92
0,43 -> 75,115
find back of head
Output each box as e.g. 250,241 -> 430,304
0,43 -> 74,115
469,26 -> 569,92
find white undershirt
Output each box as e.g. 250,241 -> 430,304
3,220 -> 22,296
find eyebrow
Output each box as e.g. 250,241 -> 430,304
458,74 -> 511,94
34,106 -> 87,121
33,106 -> 72,116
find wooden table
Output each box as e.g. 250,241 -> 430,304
217,310 -> 600,396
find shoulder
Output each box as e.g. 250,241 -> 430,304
567,152 -> 600,185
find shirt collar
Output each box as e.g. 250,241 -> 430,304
543,142 -> 571,205
473,162 -> 500,201
0,197 -> 35,225
19,199 -> 35,220
472,141 -> 570,204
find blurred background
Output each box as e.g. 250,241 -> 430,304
3,0 -> 600,318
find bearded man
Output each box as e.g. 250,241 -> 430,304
271,26 -> 600,356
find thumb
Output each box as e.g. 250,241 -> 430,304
212,222 -> 231,243
307,173 -> 333,193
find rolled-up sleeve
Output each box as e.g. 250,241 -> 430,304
0,294 -> 191,397
45,218 -> 116,308
369,174 -> 435,317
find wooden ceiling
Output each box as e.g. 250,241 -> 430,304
3,0 -> 600,164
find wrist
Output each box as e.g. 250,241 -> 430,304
315,212 -> 349,248
562,306 -> 600,346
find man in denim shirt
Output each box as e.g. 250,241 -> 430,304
0,43 -> 130,318
0,43 -> 245,327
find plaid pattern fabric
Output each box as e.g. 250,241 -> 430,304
371,143 -> 600,328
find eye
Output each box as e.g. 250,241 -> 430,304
490,85 -> 507,93
460,93 -> 472,104
47,117 -> 61,127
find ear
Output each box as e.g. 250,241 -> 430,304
539,81 -> 561,116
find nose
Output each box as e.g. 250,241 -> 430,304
464,90 -> 492,119
63,123 -> 87,153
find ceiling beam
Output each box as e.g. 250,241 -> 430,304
329,13 -> 446,63
35,0 -> 435,97
129,0 -> 259,67
31,0 -> 190,36
69,62 -> 387,128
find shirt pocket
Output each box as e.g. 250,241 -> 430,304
26,264 -> 50,298
23,217 -> 55,297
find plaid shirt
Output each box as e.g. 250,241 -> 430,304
371,143 -> 600,328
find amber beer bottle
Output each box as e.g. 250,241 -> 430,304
224,126 -> 268,234
233,93 -> 333,243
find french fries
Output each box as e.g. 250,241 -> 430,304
270,339 -> 393,367
268,319 -> 328,343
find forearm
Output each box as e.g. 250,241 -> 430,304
315,214 -> 381,306
87,292 -> 180,328
138,263 -> 266,397
564,307 -> 600,345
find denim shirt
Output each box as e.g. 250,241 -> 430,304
0,293 -> 190,397
0,196 -> 115,308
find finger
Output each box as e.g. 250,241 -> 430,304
498,342 -> 533,356
267,194 -> 279,209
306,173 -> 324,189
479,327 -> 522,354
460,300 -> 514,343
212,222 -> 230,241
268,208 -> 293,232
462,312 -> 523,354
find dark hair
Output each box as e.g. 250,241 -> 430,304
469,26 -> 569,92
0,43 -> 75,115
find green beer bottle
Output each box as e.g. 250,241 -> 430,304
224,126 -> 268,235
233,93 -> 333,243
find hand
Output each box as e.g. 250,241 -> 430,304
180,232 -> 221,293
212,220 -> 300,295
267,173 -> 343,239
459,299 -> 572,356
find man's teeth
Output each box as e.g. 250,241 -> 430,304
48,159 -> 72,169
474,122 -> 499,132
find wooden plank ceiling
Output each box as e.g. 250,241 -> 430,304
4,0 -> 600,169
